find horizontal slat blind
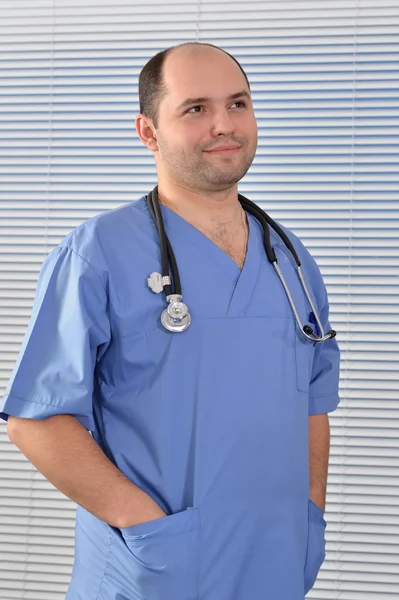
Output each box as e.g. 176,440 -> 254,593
0,1 -> 398,598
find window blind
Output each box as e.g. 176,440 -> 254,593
0,1 -> 398,598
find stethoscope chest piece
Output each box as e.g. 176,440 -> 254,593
161,294 -> 191,332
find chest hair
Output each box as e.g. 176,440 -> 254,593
199,217 -> 247,269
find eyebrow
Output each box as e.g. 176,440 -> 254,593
175,90 -> 251,113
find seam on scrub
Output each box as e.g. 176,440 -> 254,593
122,523 -> 200,541
2,393 -> 95,431
304,520 -> 310,572
309,518 -> 326,526
274,241 -> 298,269
200,315 -> 295,321
242,253 -> 263,316
64,243 -> 108,296
63,242 -> 114,337
4,392 -> 70,409
112,315 -> 296,342
111,330 -> 147,341
94,524 -> 113,600
309,394 -> 340,415
309,390 -> 339,400
197,507 -> 203,600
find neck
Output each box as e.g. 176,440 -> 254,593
156,181 -> 242,229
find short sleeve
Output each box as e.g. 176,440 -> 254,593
308,292 -> 341,415
0,244 -> 111,431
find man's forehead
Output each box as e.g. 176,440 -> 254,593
165,48 -> 243,90
162,48 -> 249,111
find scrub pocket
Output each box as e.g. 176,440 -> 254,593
304,499 -> 326,595
295,332 -> 315,394
120,506 -> 201,600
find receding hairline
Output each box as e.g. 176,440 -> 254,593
166,42 -> 241,70
161,43 -> 250,110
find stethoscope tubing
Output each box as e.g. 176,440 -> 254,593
238,195 -> 328,341
146,186 -> 336,342
147,189 -> 181,297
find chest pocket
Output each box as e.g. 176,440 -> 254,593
295,332 -> 315,394
273,243 -> 317,395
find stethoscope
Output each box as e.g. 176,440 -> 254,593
146,185 -> 336,342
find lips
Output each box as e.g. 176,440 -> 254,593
207,145 -> 241,152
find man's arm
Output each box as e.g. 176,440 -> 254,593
7,414 -> 166,528
308,413 -> 330,512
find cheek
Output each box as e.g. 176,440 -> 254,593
164,128 -> 199,154
248,118 -> 258,141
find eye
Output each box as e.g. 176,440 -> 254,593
187,105 -> 203,114
186,101 -> 247,114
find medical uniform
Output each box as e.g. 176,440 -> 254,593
0,195 -> 340,600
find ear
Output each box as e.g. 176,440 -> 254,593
136,114 -> 158,152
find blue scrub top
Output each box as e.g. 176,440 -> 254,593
0,195 -> 340,600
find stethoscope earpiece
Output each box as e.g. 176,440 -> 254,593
302,324 -> 337,343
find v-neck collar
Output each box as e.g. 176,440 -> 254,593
159,203 -> 250,279
159,203 -> 263,317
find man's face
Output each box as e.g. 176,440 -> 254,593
152,48 -> 258,192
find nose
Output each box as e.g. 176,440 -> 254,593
209,109 -> 236,137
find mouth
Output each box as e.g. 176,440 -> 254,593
205,146 -> 241,155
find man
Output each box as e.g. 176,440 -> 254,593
1,42 -> 340,599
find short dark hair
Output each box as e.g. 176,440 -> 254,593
138,42 -> 251,129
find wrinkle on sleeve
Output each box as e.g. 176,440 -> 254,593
0,244 -> 111,431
